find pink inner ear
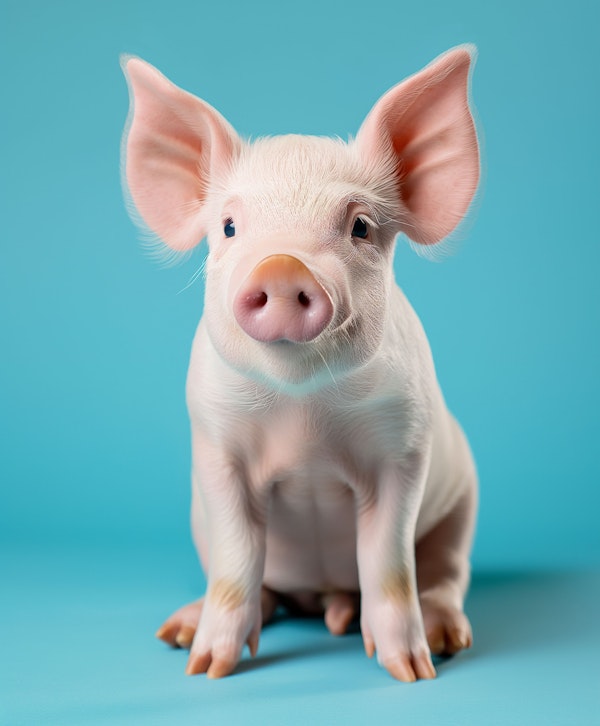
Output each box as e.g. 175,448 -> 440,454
122,57 -> 240,251
357,47 -> 480,245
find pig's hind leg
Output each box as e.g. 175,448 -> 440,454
416,485 -> 477,656
156,587 -> 280,649
323,592 -> 360,635
277,591 -> 359,636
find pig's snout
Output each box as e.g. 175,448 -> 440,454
233,255 -> 334,343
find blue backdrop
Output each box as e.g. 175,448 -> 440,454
2,0 -> 598,568
1,1 -> 599,724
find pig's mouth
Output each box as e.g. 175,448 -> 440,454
209,304 -> 372,397
238,312 -> 372,396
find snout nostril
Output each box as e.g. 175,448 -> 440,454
247,291 -> 268,309
298,291 -> 310,308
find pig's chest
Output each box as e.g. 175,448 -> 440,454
244,402 -> 399,593
264,470 -> 359,593
246,397 -> 394,490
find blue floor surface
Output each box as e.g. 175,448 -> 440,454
2,545 -> 598,726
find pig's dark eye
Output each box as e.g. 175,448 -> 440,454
224,219 -> 236,238
351,217 -> 369,240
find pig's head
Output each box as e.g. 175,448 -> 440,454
121,47 -> 479,394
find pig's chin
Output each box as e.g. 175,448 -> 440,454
208,314 -> 380,396
237,328 -> 382,397
240,340 -> 346,396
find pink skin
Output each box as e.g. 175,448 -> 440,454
233,255 -> 334,343
121,46 -> 480,682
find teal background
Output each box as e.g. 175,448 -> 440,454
1,0 -> 599,724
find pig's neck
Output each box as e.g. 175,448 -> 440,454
188,284 -> 438,434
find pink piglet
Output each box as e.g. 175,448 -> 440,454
121,45 -> 480,682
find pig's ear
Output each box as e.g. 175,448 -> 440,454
120,56 -> 241,252
356,46 -> 480,245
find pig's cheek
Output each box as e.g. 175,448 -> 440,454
344,257 -> 389,334
340,294 -> 387,367
203,269 -> 238,344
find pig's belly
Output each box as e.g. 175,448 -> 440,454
263,477 -> 360,594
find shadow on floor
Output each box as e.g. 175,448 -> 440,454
464,570 -> 598,659
236,571 -> 599,677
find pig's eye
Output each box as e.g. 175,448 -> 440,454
224,219 -> 236,238
351,216 -> 369,240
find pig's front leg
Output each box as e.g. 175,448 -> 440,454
185,431 -> 267,679
357,453 -> 436,682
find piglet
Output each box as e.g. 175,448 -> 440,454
121,46 -> 480,682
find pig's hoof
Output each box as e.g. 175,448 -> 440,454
156,587 -> 279,650
361,600 -> 437,682
420,597 -> 473,656
185,650 -> 238,679
322,592 -> 359,635
382,651 -> 437,682
156,599 -> 204,648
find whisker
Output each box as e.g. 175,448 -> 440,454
177,258 -> 208,295
316,347 -> 339,394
